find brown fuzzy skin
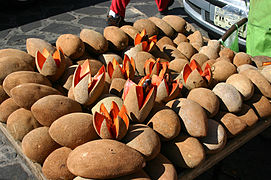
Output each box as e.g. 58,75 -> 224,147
177,42 -> 195,59
219,47 -> 235,62
207,40 -> 221,53
122,124 -> 161,161
7,108 -> 40,141
133,19 -> 159,37
202,59 -> 216,70
104,26 -> 129,51
240,69 -> 271,98
184,70 -> 207,90
135,51 -> 155,76
148,17 -> 174,38
212,83 -> 242,113
161,134 -> 205,168
144,153 -> 177,180
200,119 -> 227,154
252,55 -> 271,70
31,95 -> 82,127
190,53 -> 209,66
162,44 -> 188,61
42,147 -> 75,180
124,85 -> 155,123
215,56 -> 231,63
211,61 -> 237,82
80,29 -> 108,54
3,71 -> 52,96
120,25 -> 140,44
218,112 -> 247,137
233,52 -> 252,67
22,127 -> 60,164
166,98 -> 208,137
247,94 -> 271,119
10,83 -> 62,110
114,169 -> 151,180
162,15 -> 186,33
237,104 -> 259,127
26,38 -> 56,57
67,139 -> 145,179
199,46 -> 219,60
156,36 -> 176,51
237,64 -> 257,73
187,88 -> 220,118
98,53 -> 122,65
0,56 -> 34,84
109,78 -> 127,97
187,31 -> 203,47
58,65 -> 77,90
0,98 -> 20,123
0,85 -> 8,104
173,33 -> 188,45
226,74 -> 254,101
56,34 -> 85,59
0,48 -> 35,68
49,113 -> 98,149
169,58 -> 189,74
147,108 -> 181,141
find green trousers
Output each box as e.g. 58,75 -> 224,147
246,0 -> 271,57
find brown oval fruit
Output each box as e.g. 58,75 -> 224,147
240,69 -> 271,98
42,147 -> 75,180
187,88 -> 220,118
122,124 -> 161,161
120,25 -> 140,44
67,139 -> 145,179
169,58 -> 189,74
26,38 -> 56,57
161,134 -> 205,168
144,153 -> 177,180
219,47 -> 235,62
22,127 -> 60,163
147,108 -> 181,141
80,29 -> 108,54
56,34 -> 85,59
0,98 -> 20,123
149,17 -> 174,38
10,83 -> 62,110
199,46 -> 219,59
166,98 -> 208,137
0,48 -> 35,68
3,71 -> 52,96
233,52 -> 251,67
31,95 -> 82,126
226,74 -> 254,100
133,19 -> 159,37
7,108 -> 40,141
212,83 -> 242,113
211,61 -> 237,82
173,33 -> 188,45
177,42 -> 195,59
0,56 -> 34,84
190,53 -> 209,66
49,113 -> 98,149
156,36 -> 175,51
237,104 -> 259,127
247,94 -> 271,119
104,26 -> 129,51
162,15 -> 186,33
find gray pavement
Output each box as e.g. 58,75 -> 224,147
0,0 -> 271,179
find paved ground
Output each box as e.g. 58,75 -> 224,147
0,0 -> 271,179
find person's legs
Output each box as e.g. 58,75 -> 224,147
110,0 -> 131,18
155,0 -> 174,15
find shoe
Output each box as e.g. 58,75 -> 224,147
159,0 -> 174,15
106,14 -> 125,27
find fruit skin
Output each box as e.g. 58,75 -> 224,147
212,83 -> 242,113
26,38 -> 56,57
22,127 -> 60,164
67,139 -> 146,179
166,98 -> 208,138
162,15 -> 186,33
0,98 -> 20,123
42,147 -> 75,180
233,52 -> 252,67
133,19 -> 159,37
80,29 -> 108,54
104,26 -> 129,51
149,17 -> 174,38
56,34 -> 85,59
211,61 -> 237,82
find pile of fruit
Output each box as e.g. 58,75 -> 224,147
0,15 -> 271,180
